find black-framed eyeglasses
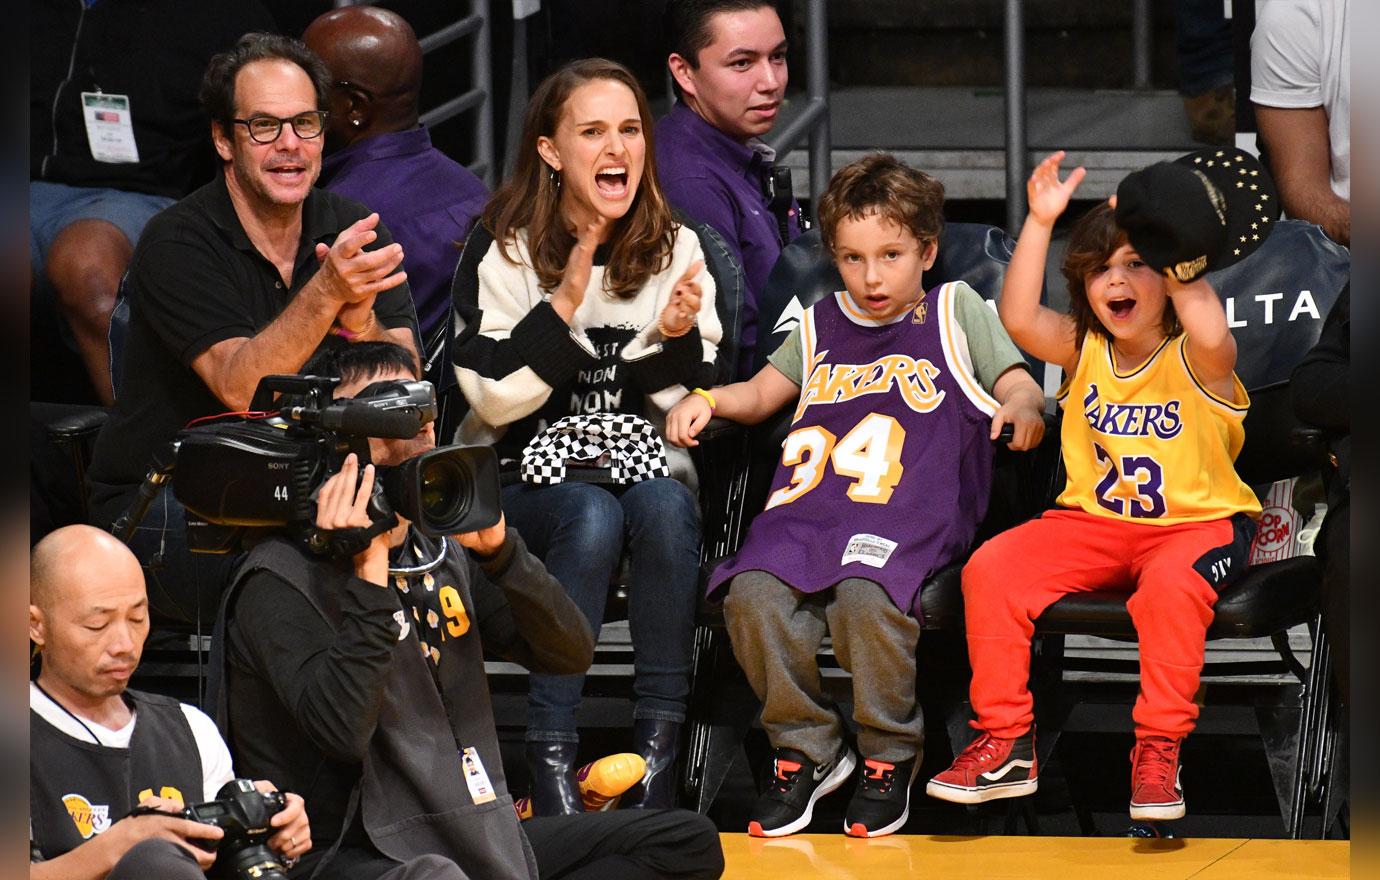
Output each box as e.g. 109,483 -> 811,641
232,111 -> 329,144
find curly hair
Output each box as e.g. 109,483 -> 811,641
817,152 -> 945,254
1062,201 -> 1179,343
480,58 -> 676,299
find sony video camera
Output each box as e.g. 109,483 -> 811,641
128,778 -> 288,880
130,373 -> 501,556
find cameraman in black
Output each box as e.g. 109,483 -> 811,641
223,342 -> 723,880
29,525 -> 311,880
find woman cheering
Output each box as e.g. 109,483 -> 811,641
452,58 -> 723,815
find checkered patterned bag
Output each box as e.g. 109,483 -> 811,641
520,413 -> 672,486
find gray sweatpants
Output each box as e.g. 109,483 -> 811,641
722,571 -> 923,765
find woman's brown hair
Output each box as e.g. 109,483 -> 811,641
480,58 -> 677,298
1062,201 -> 1180,342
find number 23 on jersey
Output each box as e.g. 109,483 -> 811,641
766,413 -> 906,509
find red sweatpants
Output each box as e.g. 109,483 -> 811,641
963,508 -> 1253,740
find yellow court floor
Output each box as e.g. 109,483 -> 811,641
719,834 -> 1350,879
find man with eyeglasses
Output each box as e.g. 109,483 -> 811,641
30,0 -> 276,407
87,33 -> 421,628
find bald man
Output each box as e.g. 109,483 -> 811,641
29,526 -> 310,880
306,5 -> 490,341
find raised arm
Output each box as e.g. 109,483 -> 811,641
451,225 -> 601,429
229,458 -> 402,763
1168,274 -> 1238,400
999,152 -> 1082,375
624,231 -> 727,404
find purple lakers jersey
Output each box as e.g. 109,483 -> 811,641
708,283 -> 999,615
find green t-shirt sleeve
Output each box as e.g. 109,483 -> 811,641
951,281 -> 1029,394
766,323 -> 804,385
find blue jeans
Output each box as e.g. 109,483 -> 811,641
501,478 -> 702,743
30,180 -> 173,282
29,181 -> 173,369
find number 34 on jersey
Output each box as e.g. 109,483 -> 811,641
766,413 -> 906,509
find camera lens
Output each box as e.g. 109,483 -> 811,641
420,456 -> 469,522
382,445 -> 500,537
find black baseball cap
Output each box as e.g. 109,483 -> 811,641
1114,148 -> 1280,282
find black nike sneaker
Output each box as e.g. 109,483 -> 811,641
747,744 -> 856,837
844,755 -> 919,837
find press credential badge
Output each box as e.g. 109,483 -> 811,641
462,747 -> 497,805
81,93 -> 139,163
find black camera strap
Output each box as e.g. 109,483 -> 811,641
761,164 -> 796,247
305,512 -> 399,560
126,803 -> 183,820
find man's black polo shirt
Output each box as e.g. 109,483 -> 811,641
87,173 -> 419,525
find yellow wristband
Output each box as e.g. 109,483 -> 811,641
691,388 -> 717,412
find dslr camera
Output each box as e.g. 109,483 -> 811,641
117,373 -> 501,556
130,778 -> 288,880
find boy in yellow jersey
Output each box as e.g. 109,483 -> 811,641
927,149 -> 1270,821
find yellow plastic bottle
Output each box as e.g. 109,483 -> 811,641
513,753 -> 648,820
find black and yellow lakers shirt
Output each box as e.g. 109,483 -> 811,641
30,688 -> 203,861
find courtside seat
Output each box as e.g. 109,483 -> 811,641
1032,555 -> 1321,641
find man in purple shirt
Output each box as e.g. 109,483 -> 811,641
658,0 -> 802,376
305,5 -> 489,342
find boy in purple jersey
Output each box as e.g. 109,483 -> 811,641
666,154 -> 1045,838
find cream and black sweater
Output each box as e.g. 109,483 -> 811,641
451,223 -> 724,482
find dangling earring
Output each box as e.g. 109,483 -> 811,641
548,166 -> 561,191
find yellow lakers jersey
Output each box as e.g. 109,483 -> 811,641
1055,332 -> 1261,524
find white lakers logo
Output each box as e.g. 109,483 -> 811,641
795,353 -> 944,422
62,793 -> 111,839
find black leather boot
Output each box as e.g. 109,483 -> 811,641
622,718 -> 682,809
526,740 -> 584,816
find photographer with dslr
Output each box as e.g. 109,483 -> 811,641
29,526 -> 310,880
224,341 -> 723,880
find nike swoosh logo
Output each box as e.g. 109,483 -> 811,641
812,760 -> 834,782
981,759 -> 1034,781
